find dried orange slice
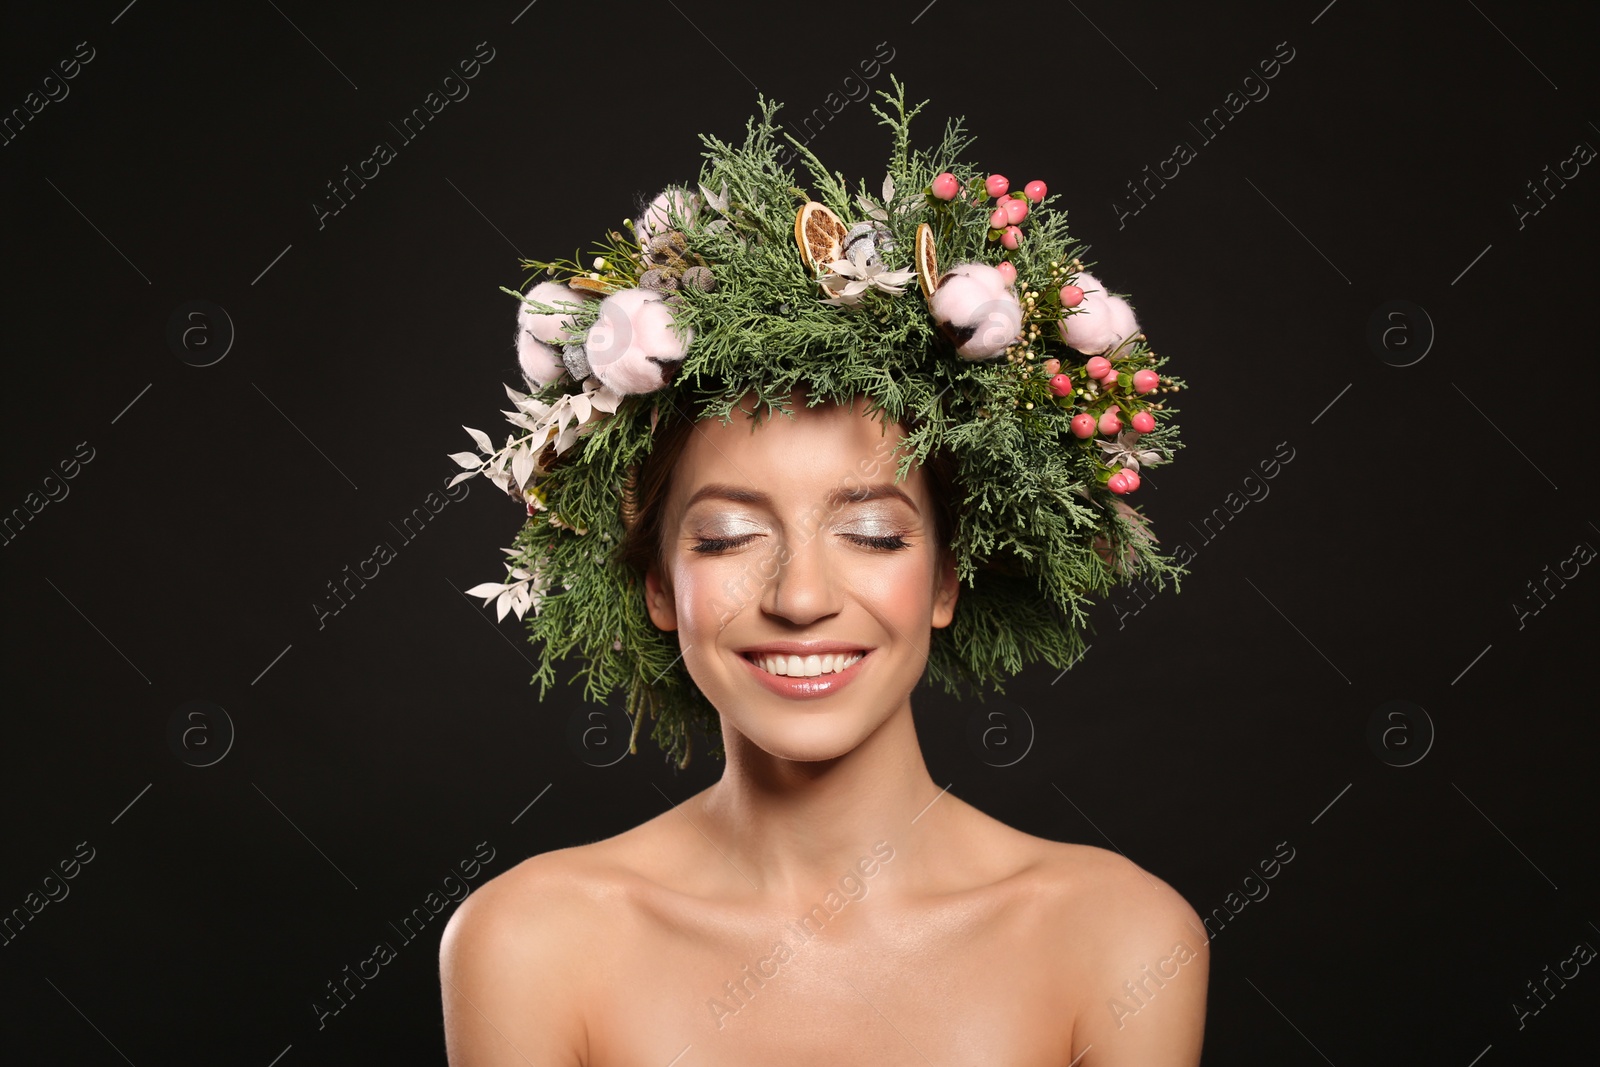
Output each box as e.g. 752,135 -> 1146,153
914,222 -> 939,299
568,275 -> 613,294
794,201 -> 849,274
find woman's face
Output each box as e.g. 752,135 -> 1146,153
643,392 -> 959,763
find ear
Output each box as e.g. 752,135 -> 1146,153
644,564 -> 678,631
931,550 -> 959,629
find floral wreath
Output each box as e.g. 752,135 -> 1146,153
450,77 -> 1188,767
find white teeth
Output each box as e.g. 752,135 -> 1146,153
750,651 -> 864,677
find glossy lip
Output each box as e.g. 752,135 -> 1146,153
738,647 -> 872,701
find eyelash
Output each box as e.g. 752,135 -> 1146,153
852,534 -> 911,551
690,533 -> 910,555
689,537 -> 744,555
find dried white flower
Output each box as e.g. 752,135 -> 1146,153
818,238 -> 916,308
1096,429 -> 1165,472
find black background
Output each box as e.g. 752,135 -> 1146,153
3,1 -> 1597,1063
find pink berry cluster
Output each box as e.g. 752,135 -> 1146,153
930,171 -> 1048,283
1039,348 -> 1167,495
927,168 -> 1173,498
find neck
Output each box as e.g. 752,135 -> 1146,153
692,699 -> 949,903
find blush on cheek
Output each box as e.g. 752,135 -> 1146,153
676,558 -> 757,636
848,553 -> 934,618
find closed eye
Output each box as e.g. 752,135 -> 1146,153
689,533 -> 911,554
847,534 -> 910,550
690,534 -> 757,554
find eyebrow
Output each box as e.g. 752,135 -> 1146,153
683,481 -> 920,514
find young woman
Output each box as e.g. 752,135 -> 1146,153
439,387 -> 1208,1066
440,73 -> 1202,1064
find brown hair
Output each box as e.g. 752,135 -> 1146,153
617,397 -> 960,582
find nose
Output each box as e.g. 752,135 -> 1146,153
760,526 -> 841,626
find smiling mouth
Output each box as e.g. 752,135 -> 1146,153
742,651 -> 867,678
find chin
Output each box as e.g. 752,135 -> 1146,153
729,713 -> 882,763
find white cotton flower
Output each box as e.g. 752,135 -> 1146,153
585,288 -> 693,395
634,186 -> 700,246
927,262 -> 1023,360
1058,271 -> 1140,356
516,281 -> 595,388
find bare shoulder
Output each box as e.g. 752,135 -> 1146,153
1031,839 -> 1204,944
438,809 -> 693,1066
936,802 -> 1207,1067
1027,839 -> 1209,1066
439,843 -> 624,1066
944,800 -> 1201,935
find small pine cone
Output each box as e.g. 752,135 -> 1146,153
639,268 -> 679,291
680,265 -> 714,291
649,231 -> 687,257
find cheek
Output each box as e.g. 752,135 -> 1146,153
843,551 -> 936,620
670,556 -> 750,632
